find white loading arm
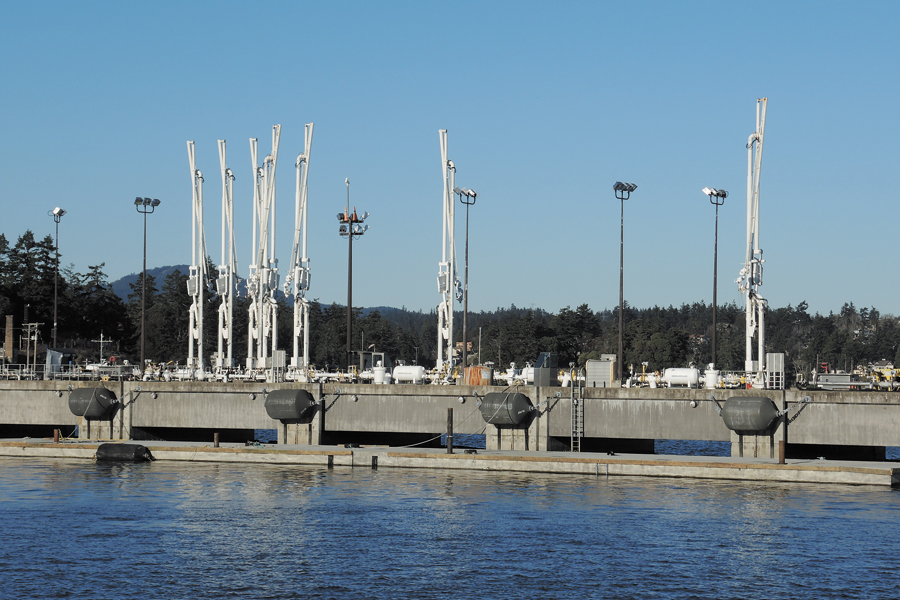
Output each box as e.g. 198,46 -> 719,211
736,98 -> 768,380
216,139 -> 237,369
437,130 -> 460,374
246,137 -> 261,368
284,123 -> 314,370
245,126 -> 281,370
186,141 -> 208,370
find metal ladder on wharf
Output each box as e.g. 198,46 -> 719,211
570,378 -> 584,452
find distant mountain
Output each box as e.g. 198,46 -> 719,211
361,306 -> 432,317
111,265 -> 190,301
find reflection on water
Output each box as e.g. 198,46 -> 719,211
1,458 -> 898,599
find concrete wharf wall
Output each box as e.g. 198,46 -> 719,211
2,381 -> 900,456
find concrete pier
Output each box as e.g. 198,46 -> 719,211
2,381 -> 900,461
0,439 -> 897,487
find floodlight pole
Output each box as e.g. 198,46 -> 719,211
455,186 -> 477,371
346,180 -> 353,371
50,208 -> 65,351
135,197 -> 160,379
338,179 -> 369,373
614,182 -> 636,382
704,188 -> 727,367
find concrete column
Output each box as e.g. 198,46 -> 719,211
78,416 -> 116,441
498,427 -> 530,450
115,390 -> 134,440
530,386 -> 544,452
730,429 -> 784,459
485,425 -> 499,450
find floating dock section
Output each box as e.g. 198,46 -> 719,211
1,439 -> 897,487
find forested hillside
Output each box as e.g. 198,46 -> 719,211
2,229 -> 898,382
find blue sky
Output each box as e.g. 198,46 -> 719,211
2,1 -> 898,316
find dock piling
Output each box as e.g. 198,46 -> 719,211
447,407 -> 454,454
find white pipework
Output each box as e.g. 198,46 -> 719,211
284,123 -> 314,376
186,141 -> 208,371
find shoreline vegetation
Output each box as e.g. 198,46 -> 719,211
2,230 -> 898,382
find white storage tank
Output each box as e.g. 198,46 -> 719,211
393,365 -> 426,384
663,367 -> 700,388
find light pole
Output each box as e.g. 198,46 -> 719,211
703,187 -> 727,367
337,179 -> 369,372
134,197 -> 161,379
613,182 -> 637,382
49,207 -> 66,351
454,185 -> 477,370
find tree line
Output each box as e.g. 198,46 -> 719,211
2,229 -> 899,381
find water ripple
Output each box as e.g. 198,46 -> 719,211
0,457 -> 897,599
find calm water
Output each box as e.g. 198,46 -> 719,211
1,458 -> 899,599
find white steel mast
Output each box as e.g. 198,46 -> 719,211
437,130 -> 460,376
246,125 -> 282,372
186,141 -> 208,372
216,139 -> 237,370
736,98 -> 768,386
284,122 -> 314,377
246,137 -> 261,369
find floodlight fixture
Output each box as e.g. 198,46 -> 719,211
703,187 -> 728,199
52,207 -> 66,217
134,196 -> 143,206
151,198 -> 161,207
614,182 -> 637,193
